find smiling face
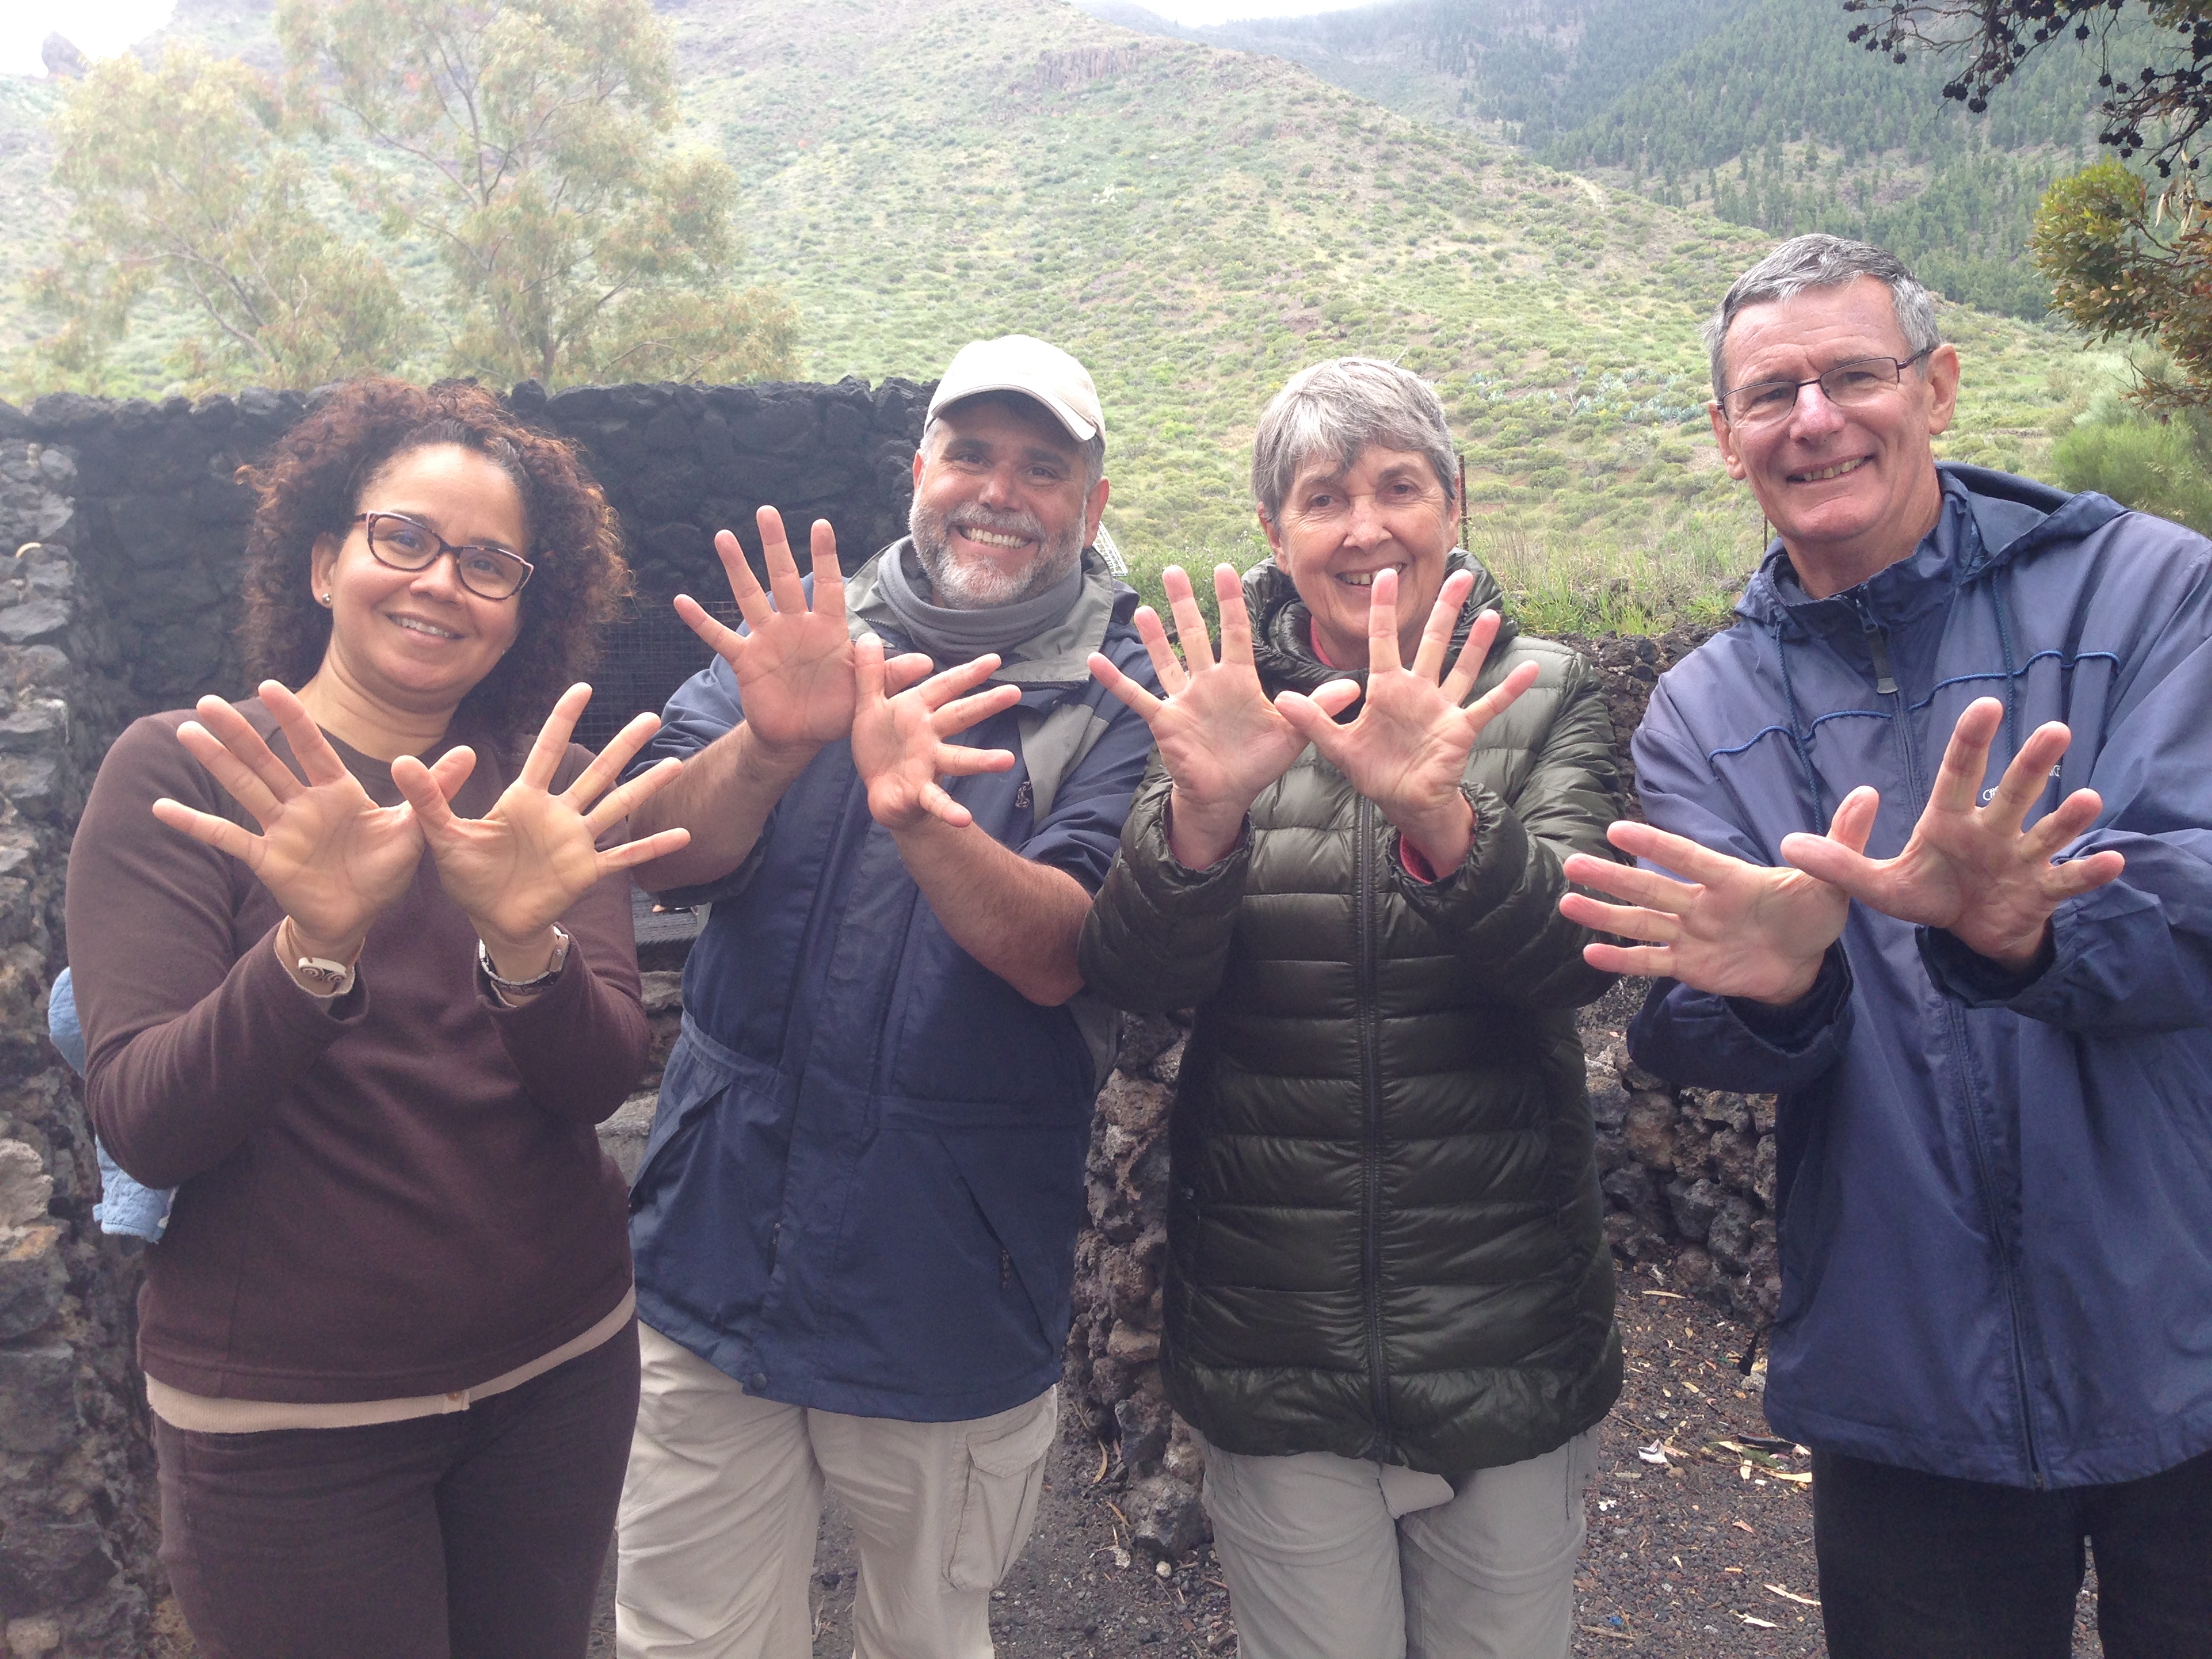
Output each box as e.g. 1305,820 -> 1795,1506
907,395 -> 1109,610
308,443 -> 527,733
1261,443 -> 1457,670
1711,275 -> 1961,598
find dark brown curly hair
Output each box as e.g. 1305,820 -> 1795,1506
237,377 -> 631,739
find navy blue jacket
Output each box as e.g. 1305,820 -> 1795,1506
1630,466 -> 2212,1488
627,550 -> 1158,1420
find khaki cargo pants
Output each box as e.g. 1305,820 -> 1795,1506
617,1323 -> 1057,1659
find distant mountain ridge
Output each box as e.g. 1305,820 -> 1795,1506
1082,0 -> 2108,319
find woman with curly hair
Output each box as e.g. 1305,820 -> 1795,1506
64,376 -> 689,1658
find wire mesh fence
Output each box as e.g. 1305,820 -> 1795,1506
574,598 -> 742,752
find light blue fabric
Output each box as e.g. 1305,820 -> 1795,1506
49,968 -> 173,1242
1628,464 -> 2212,1489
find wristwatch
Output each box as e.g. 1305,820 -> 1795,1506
478,925 -> 571,998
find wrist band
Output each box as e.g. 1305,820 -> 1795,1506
478,925 -> 571,997
279,918 -> 359,999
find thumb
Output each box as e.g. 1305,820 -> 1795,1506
390,755 -> 459,838
1826,785 -> 1881,856
854,633 -> 888,704
1274,689 -> 1351,762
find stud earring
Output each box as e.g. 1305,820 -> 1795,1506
320,593 -> 333,605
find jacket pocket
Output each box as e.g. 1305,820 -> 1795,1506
628,1019 -> 743,1204
944,1387 -> 1059,1592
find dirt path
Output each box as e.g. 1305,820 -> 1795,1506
590,1279 -> 2102,1654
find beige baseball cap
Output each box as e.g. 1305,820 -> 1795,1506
928,335 -> 1105,444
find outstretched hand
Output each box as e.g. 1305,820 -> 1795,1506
152,680 -> 466,962
849,638 -> 1021,832
1778,697 -> 2123,970
1088,563 -> 1347,868
1273,567 -> 1539,872
672,508 -> 928,758
1559,788 -> 1879,1004
390,682 -> 691,977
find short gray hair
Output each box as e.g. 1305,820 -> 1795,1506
1251,358 -> 1458,525
1704,234 -> 1941,401
920,396 -> 1105,489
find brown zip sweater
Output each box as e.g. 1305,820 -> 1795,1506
66,703 -> 642,1404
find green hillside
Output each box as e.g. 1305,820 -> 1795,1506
0,0 -> 2095,631
663,0 -> 2084,626
1103,0 -> 2110,321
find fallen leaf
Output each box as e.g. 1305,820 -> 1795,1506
1640,1289 -> 1686,1298
1637,1441 -> 1671,1467
1738,1613 -> 1780,1629
1733,1520 -> 1756,1534
1770,1469 -> 1813,1485
1766,1584 -> 1822,1607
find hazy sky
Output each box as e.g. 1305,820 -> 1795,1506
2,0 -> 175,77
1142,0 -> 1347,20
0,0 -> 1351,78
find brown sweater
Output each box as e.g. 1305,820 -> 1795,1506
65,703 -> 643,1404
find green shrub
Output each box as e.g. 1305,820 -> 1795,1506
2051,405 -> 2212,535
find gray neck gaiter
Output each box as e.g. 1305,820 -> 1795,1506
874,538 -> 1084,665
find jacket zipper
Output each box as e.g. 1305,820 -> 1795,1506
1856,600 -> 2047,1486
1354,798 -> 1394,1462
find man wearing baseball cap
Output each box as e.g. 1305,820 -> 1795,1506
615,337 -> 1160,1658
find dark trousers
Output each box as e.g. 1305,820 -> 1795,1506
1814,1446 -> 2212,1659
156,1320 -> 639,1659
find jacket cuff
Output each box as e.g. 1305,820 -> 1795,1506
1724,943 -> 1853,1052
1387,784 -> 1521,921
1917,923 -> 2054,1009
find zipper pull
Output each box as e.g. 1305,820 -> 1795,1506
1855,602 -> 1898,695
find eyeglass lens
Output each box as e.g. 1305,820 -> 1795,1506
1727,357 -> 1913,426
363,514 -> 530,599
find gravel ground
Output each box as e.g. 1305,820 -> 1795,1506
588,1279 -> 2102,1656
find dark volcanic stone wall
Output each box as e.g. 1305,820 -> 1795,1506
11,377 -> 933,747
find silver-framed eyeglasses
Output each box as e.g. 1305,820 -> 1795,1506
1719,348 -> 1936,429
351,512 -> 534,600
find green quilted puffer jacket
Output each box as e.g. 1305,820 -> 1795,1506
1077,553 -> 1625,1474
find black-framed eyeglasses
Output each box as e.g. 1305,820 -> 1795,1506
1718,348 -> 1936,429
351,512 -> 534,600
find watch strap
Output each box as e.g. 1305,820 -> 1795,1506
478,925 -> 571,996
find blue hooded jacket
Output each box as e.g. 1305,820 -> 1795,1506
626,548 -> 1158,1421
1629,464 -> 2212,1489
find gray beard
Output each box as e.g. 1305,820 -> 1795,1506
907,497 -> 1084,610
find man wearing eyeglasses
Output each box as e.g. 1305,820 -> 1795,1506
1562,234 -> 2212,1656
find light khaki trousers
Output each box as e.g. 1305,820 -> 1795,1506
616,1323 -> 1057,1659
1200,1427 -> 1599,1659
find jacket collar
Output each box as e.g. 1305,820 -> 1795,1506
846,541 -> 1138,691
1735,463 -> 2128,639
1246,549 -> 1517,697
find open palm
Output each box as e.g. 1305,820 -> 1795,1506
849,639 -> 1021,832
1091,565 -> 1330,800
1275,569 -> 1539,863
676,509 -> 864,754
152,681 -> 453,956
1780,698 -> 2125,969
1560,792 -> 1877,1004
392,682 -> 691,948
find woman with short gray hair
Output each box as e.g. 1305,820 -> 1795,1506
1081,357 -> 1624,1659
